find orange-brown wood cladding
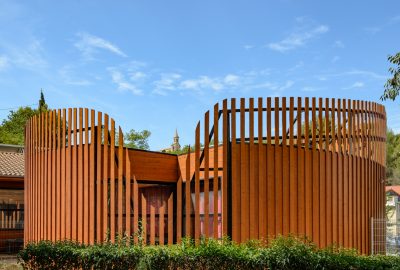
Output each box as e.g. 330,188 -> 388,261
24,97 -> 386,255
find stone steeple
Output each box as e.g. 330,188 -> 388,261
171,129 -> 181,151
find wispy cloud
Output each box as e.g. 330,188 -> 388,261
243,45 -> 255,50
268,24 -> 329,52
1,39 -> 48,70
108,68 -> 142,95
333,40 -> 345,48
343,81 -> 365,90
75,32 -> 127,59
59,65 -> 92,86
364,15 -> 400,35
153,73 -> 182,95
180,76 -> 225,92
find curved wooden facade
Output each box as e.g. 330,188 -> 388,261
24,97 -> 386,254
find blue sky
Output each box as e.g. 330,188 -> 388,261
0,0 -> 399,150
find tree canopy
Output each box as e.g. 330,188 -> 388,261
0,107 -> 38,145
381,52 -> 400,101
386,129 -> 400,185
124,129 -> 151,150
0,91 -> 49,145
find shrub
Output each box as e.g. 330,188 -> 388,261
18,236 -> 400,270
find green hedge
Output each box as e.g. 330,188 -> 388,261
18,236 -> 400,270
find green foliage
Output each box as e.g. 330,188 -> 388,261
124,129 -> 151,150
18,236 -> 400,270
0,90 -> 49,145
386,129 -> 400,185
38,89 -> 48,114
0,107 -> 38,145
381,52 -> 400,101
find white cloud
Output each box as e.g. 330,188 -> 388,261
130,71 -> 146,81
180,76 -> 224,92
224,74 -> 240,85
108,68 -> 142,95
333,40 -> 345,48
301,86 -> 317,92
268,25 -> 329,52
243,45 -> 254,50
364,27 -> 381,35
3,39 -> 48,70
343,81 -> 365,90
59,65 -> 92,86
75,32 -> 127,59
153,73 -> 182,95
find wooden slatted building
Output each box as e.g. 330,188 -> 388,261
24,97 -> 386,254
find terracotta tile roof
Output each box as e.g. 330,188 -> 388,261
0,152 -> 24,177
386,186 -> 400,196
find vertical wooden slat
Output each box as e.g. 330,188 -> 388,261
46,113 -> 51,238
78,108 -> 83,242
125,147 -> 131,238
282,97 -> 289,236
56,110 -> 61,240
71,109 -> 77,241
60,109 -> 69,240
267,97 -> 275,238
289,97 -> 297,234
150,204 -> 155,245
66,109 -> 72,239
204,111 -> 210,238
249,98 -> 256,238
159,201 -> 165,245
240,98 -> 248,240
141,193 -> 147,244
110,119 -> 116,242
318,98 -> 325,247
84,109 -> 89,243
97,112 -> 103,242
304,98 -> 312,239
89,110 -> 96,244
331,99 -> 338,245
177,175 -> 182,243
311,98 -> 319,244
338,100 -> 343,246
222,99 -> 228,236
185,147 -> 191,238
275,97 -> 283,236
213,103 -> 219,239
118,128 -> 124,236
168,192 -> 173,245
103,114 -> 109,240
230,100 -> 239,241
343,99 -> 349,248
195,122 -> 200,243
258,98 -> 266,239
297,97 -> 304,236
133,176 -> 139,244
51,110 -> 56,241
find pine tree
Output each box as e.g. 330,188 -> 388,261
38,89 -> 48,114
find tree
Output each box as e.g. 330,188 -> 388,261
386,129 -> 400,185
38,89 -> 48,113
124,129 -> 151,150
0,91 -> 49,145
381,52 -> 400,101
0,107 -> 38,145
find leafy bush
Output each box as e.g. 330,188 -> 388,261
18,236 -> 400,270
